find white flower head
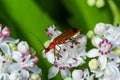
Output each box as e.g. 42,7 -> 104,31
0,24 -> 41,80
87,23 -> 120,70
87,23 -> 120,80
43,25 -> 87,79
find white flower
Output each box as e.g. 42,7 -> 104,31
17,41 -> 29,53
72,69 -> 94,80
87,36 -> 120,70
43,26 -> 87,79
87,23 -> 120,66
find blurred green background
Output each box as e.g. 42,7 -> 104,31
0,0 -> 120,80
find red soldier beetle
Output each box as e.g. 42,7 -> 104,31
31,27 -> 80,56
44,28 -> 80,55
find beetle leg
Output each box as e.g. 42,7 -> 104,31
56,45 -> 61,54
54,47 -> 56,56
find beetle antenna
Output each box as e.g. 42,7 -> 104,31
31,32 -> 45,49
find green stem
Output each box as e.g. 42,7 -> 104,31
108,0 -> 120,26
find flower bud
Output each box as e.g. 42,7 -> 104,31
0,25 -> 10,38
87,0 -> 96,6
2,26 -> 10,38
33,56 -> 39,64
30,73 -> 40,80
9,72 -> 22,80
89,59 -> 99,70
30,47 -> 36,56
96,0 -> 105,8
17,41 -> 29,53
44,40 -> 50,48
64,77 -> 72,80
9,43 -> 17,51
86,30 -> 94,39
113,46 -> 120,56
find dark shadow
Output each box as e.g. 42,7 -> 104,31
34,0 -> 71,29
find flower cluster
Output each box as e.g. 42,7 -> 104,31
43,25 -> 87,79
43,23 -> 120,80
0,24 -> 41,80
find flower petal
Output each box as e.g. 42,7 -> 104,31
0,43 -> 11,55
60,69 -> 71,79
108,52 -> 120,63
3,37 -> 19,43
46,52 -> 55,64
107,62 -> 120,76
2,74 -> 9,80
98,56 -> 107,70
48,66 -> 59,79
21,70 -> 29,79
92,36 -> 102,47
91,70 -> 103,77
83,69 -> 89,78
28,65 -> 41,74
8,63 -> 20,73
87,49 -> 99,58
104,27 -> 116,41
12,51 -> 22,62
89,74 -> 95,80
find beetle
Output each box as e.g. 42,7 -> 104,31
44,28 -> 80,55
